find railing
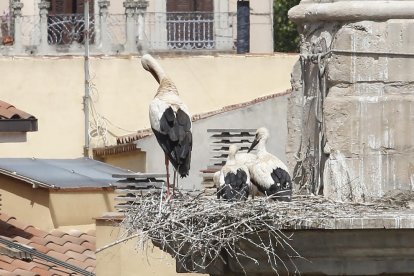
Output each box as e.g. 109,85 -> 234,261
4,11 -> 235,55
166,12 -> 215,50
47,14 -> 95,45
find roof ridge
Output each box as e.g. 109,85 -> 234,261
116,90 -> 291,145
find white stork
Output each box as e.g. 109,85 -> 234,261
141,54 -> 192,197
247,127 -> 292,201
217,144 -> 250,201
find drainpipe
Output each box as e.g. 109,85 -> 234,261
84,0 -> 92,158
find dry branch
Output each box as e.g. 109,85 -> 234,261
117,192 -> 407,275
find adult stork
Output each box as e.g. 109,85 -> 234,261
248,127 -> 292,201
217,145 -> 250,201
141,54 -> 192,197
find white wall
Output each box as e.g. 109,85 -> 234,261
136,94 -> 290,190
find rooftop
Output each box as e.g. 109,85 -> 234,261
0,100 -> 37,133
0,213 -> 95,275
0,158 -> 132,190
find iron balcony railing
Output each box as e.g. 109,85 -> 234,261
4,11 -> 235,54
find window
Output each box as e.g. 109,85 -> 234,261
48,0 -> 94,45
166,0 -> 214,49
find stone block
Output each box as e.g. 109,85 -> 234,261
324,94 -> 414,155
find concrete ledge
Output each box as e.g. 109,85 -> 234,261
289,1 -> 414,23
191,229 -> 414,275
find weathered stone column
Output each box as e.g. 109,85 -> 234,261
213,0 -> 233,51
38,0 -> 50,54
123,0 -> 138,53
136,0 -> 149,52
98,0 -> 110,52
11,0 -> 23,54
287,0 -> 414,202
153,0 -> 167,50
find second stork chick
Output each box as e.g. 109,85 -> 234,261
217,145 -> 250,201
248,127 -> 292,202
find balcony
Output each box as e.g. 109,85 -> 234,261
1,2 -> 236,56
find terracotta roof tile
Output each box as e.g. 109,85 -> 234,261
80,233 -> 96,244
10,259 -> 37,271
6,218 -> 29,233
44,243 -> 67,254
81,242 -> 96,252
46,250 -> 71,262
43,234 -> 67,246
23,226 -> 47,239
66,258 -> 89,270
28,236 -> 48,247
0,260 -> 18,271
48,229 -> 66,238
11,268 -> 38,276
0,100 -> 35,120
0,268 -> 16,275
0,213 -> 15,223
30,266 -> 53,276
60,234 -> 84,245
67,229 -> 84,238
0,213 -> 96,275
65,250 -> 90,262
62,242 -> 88,254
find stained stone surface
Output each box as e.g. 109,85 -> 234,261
287,0 -> 414,202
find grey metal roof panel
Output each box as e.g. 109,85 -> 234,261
0,158 -> 132,189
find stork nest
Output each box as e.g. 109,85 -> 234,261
119,192 -> 408,275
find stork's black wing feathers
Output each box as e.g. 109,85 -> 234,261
219,169 -> 249,201
268,168 -> 292,201
153,107 -> 192,177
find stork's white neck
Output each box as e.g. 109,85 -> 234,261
256,139 -> 268,156
142,55 -> 167,84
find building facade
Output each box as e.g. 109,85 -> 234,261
0,0 -> 274,55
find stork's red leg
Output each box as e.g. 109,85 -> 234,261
165,154 -> 170,198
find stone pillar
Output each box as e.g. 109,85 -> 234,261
98,0 -> 110,52
213,0 -> 233,51
38,0 -> 50,54
11,0 -> 23,54
153,0 -> 167,50
136,0 -> 149,53
123,0 -> 138,53
287,0 -> 414,202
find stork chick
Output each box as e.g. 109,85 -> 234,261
217,145 -> 250,201
142,54 -> 192,198
248,127 -> 292,201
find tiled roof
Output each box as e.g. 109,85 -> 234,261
116,90 -> 291,145
0,213 -> 96,275
0,100 -> 35,120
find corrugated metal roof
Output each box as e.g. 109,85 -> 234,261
0,158 -> 132,189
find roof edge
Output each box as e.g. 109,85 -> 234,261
116,90 -> 291,145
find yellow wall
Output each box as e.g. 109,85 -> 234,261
0,175 -> 54,230
0,174 -> 116,231
96,218 -> 206,276
0,54 -> 298,159
96,151 -> 147,173
49,189 -> 115,228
